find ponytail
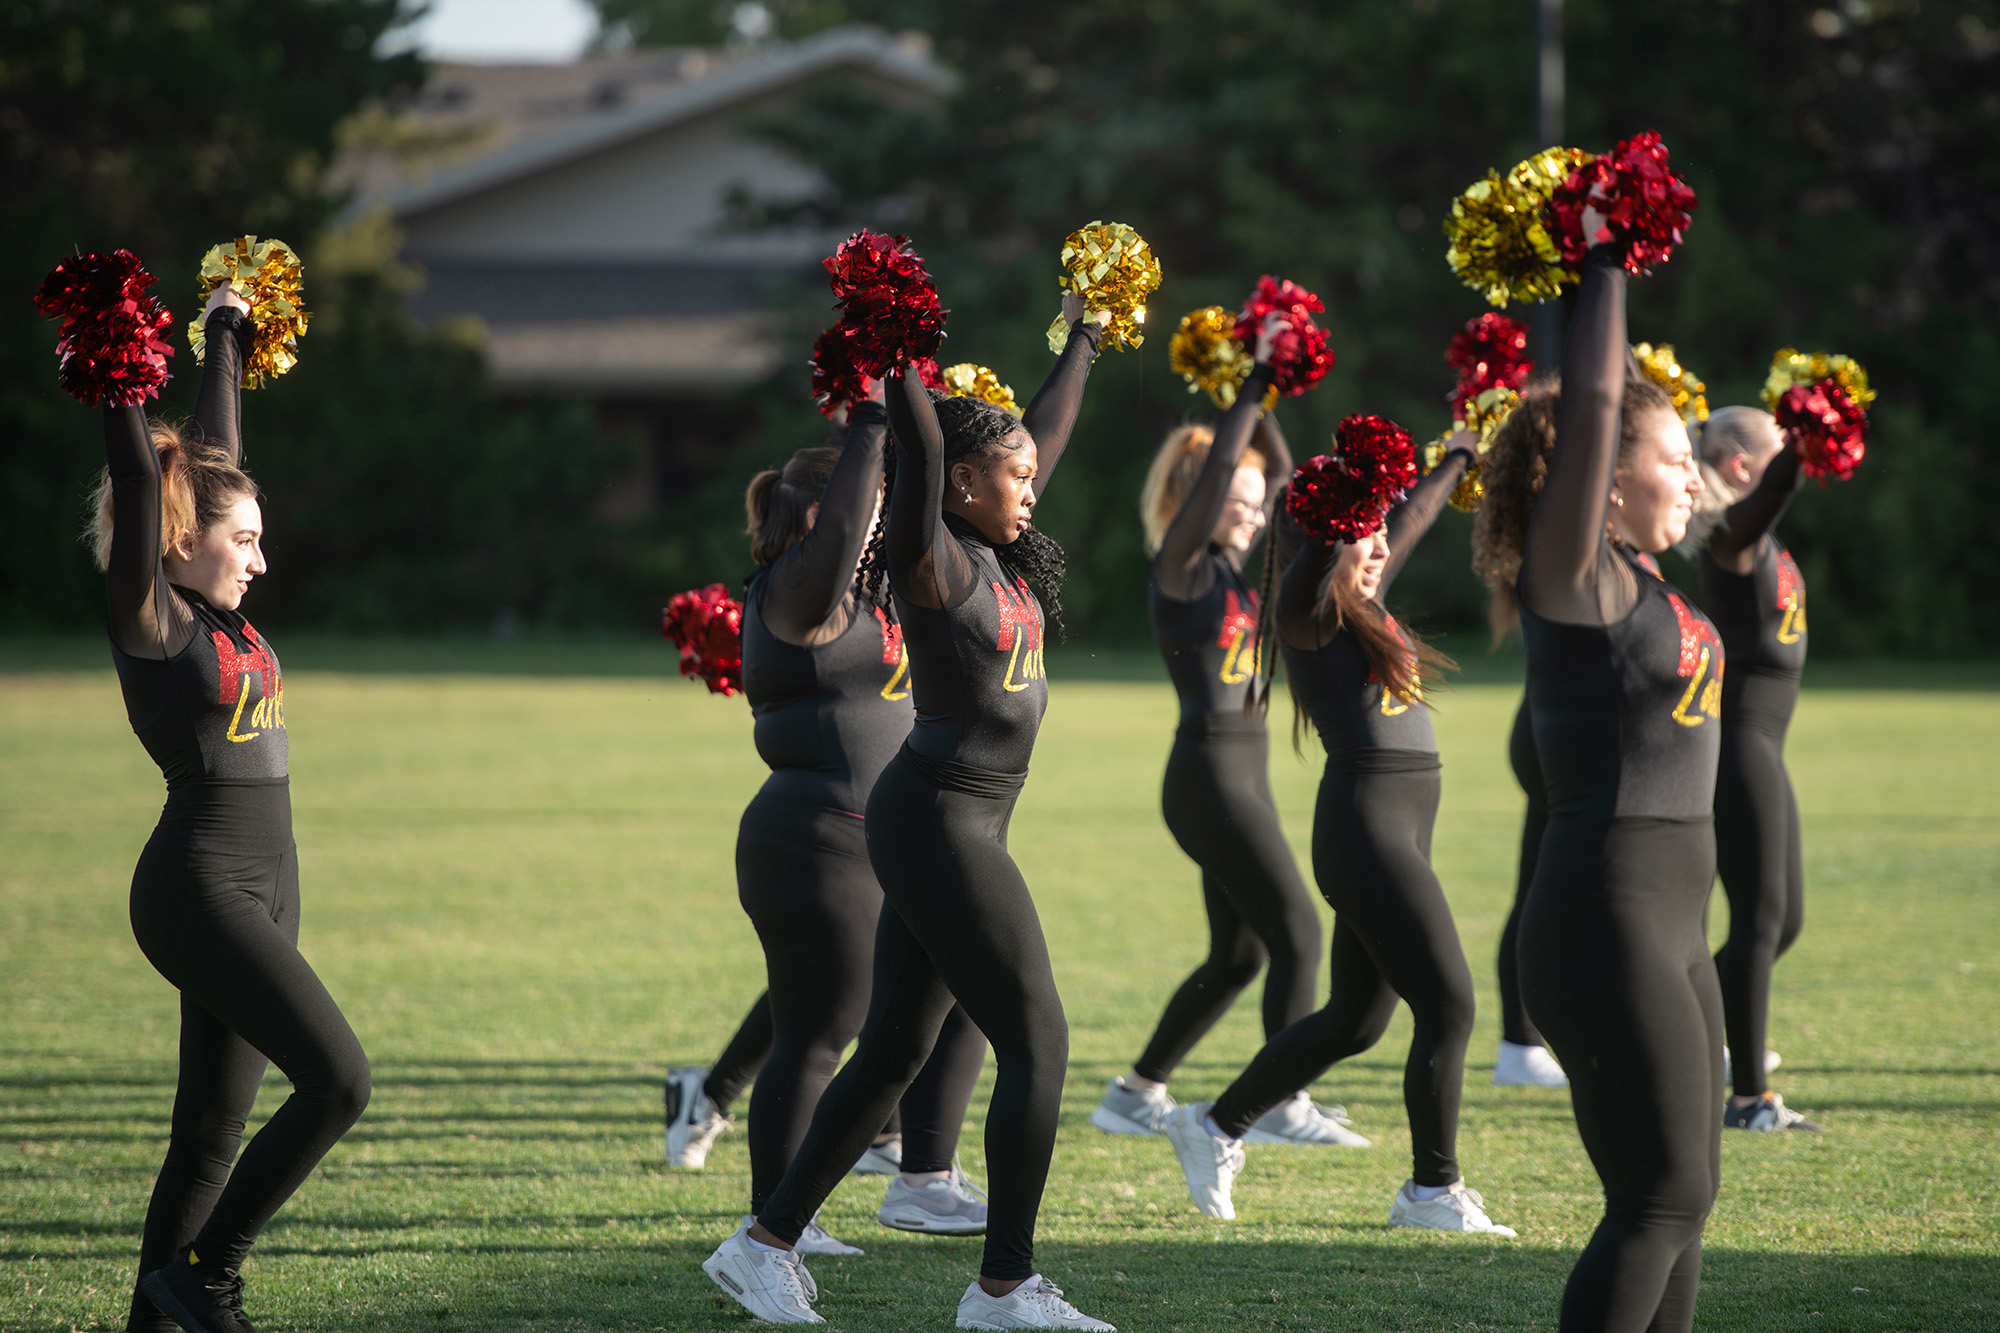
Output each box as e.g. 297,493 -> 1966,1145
88,419 -> 256,571
746,445 -> 841,567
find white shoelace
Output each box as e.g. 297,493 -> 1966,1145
1016,1277 -> 1085,1320
948,1160 -> 989,1203
777,1250 -> 815,1306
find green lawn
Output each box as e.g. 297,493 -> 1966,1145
3,657 -> 1996,1332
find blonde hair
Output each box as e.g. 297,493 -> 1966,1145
1140,423 -> 1268,555
88,420 -> 257,571
1677,404 -> 1781,556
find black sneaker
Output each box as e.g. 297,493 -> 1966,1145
139,1249 -> 257,1333
1723,1091 -> 1823,1133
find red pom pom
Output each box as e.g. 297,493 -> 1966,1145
32,250 -> 176,407
912,356 -> 945,390
1775,379 -> 1867,481
1286,415 -> 1419,543
1547,130 -> 1698,276
1445,313 -> 1532,415
661,583 -> 745,697
1233,275 -> 1334,398
823,230 -> 948,378
809,326 -> 872,417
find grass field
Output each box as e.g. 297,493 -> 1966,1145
3,648 -> 1998,1332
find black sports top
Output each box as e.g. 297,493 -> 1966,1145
1278,446 -> 1473,770
103,307 -> 290,792
1149,363 -> 1292,724
882,320 -> 1100,787
1517,244 -> 1723,821
1698,448 -> 1807,726
741,400 -> 914,815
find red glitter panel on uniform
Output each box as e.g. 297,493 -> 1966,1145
212,626 -> 275,705
873,605 -> 906,665
1774,549 -> 1807,644
992,579 -> 1043,651
1215,589 -> 1258,649
1664,593 -> 1722,679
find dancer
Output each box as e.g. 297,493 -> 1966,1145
665,994 -> 777,1168
1092,317 -> 1363,1148
1687,406 -> 1821,1132
1163,417 -> 1512,1234
686,384 -> 994,1252
93,282 -> 372,1333
704,293 -> 1115,1330
1491,697 -> 1568,1086
1480,221 -> 1722,1331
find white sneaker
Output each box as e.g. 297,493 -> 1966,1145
878,1160 -> 989,1235
666,1067 -> 730,1168
795,1212 -> 864,1257
1242,1090 -> 1372,1147
1088,1077 -> 1177,1137
851,1133 -> 904,1176
1163,1103 -> 1242,1220
1723,1091 -> 1823,1132
1722,1046 -> 1783,1082
703,1221 -> 823,1324
1493,1040 -> 1569,1088
1388,1179 -> 1517,1236
956,1274 -> 1115,1330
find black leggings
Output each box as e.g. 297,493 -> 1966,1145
1211,765 -> 1475,1187
704,994 -> 772,1114
1519,817 -> 1723,1333
1498,700 -> 1547,1047
1710,714 -> 1804,1098
1133,721 -> 1322,1082
737,793 -> 988,1207
760,756 -> 1067,1281
126,792 -> 370,1331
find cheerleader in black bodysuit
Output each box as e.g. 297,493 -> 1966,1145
1093,321 -> 1362,1150
1512,229 -> 1723,1332
1161,436 -> 1513,1235
1690,407 -> 1821,1132
694,390 -> 993,1251
97,287 -> 371,1333
704,298 -> 1116,1331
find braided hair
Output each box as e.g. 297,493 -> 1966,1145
859,389 -> 1071,639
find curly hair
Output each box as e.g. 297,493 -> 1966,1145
862,389 -> 1071,638
1470,374 -> 1676,642
88,418 -> 257,571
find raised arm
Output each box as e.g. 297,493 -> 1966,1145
761,396 -> 890,642
1381,437 -> 1474,594
1705,446 -> 1804,574
190,284 -> 252,466
1154,314 -> 1286,600
1252,407 -> 1292,524
103,406 -> 192,660
885,370 -> 977,612
1019,293 -> 1105,496
1520,240 -> 1633,625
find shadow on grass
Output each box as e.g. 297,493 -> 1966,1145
224,1235 -> 2000,1333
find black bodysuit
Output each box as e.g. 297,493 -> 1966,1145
1514,243 -> 1725,1333
729,401 -> 986,1207
1209,450 -> 1480,1191
1699,448 -> 1808,1099
110,308 -> 370,1331
1131,374 -> 1322,1084
758,322 -> 1101,1282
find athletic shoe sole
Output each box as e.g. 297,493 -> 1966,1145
1089,1104 -> 1166,1137
702,1251 -> 822,1324
878,1209 -> 986,1236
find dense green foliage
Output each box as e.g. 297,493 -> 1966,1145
613,0 -> 2000,652
4,664 -> 1997,1330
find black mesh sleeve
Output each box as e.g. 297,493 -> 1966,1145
760,400 -> 889,642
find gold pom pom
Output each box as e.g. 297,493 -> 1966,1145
1166,306 -> 1274,411
187,236 -> 309,389
1047,221 -> 1162,353
1632,342 -> 1709,422
941,362 -> 1022,417
1420,385 -> 1523,512
1443,147 -> 1589,307
1761,348 -> 1874,413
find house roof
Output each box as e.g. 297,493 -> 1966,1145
359,25 -> 954,224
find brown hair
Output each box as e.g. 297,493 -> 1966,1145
1469,374 -> 1677,642
1139,422 -> 1268,555
88,419 -> 257,571
745,445 -> 842,566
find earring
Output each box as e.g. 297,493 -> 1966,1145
1611,494 -> 1625,507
